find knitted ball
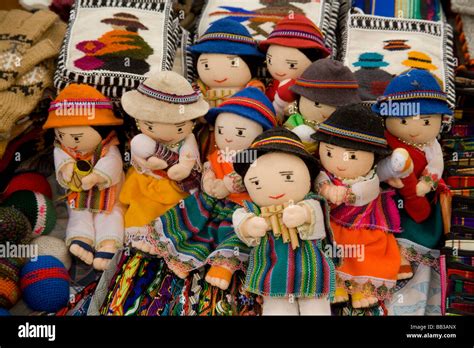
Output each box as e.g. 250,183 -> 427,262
0,206 -> 31,244
0,258 -> 22,283
0,308 -> 11,316
0,276 -> 20,309
1,172 -> 52,200
31,236 -> 72,270
20,256 -> 70,312
4,190 -> 57,236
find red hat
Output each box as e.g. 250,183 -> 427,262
1,173 -> 52,200
259,14 -> 331,56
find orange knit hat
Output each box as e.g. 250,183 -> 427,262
43,84 -> 123,129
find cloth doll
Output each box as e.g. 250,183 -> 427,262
259,14 -> 331,120
42,84 -> 125,271
372,69 -> 452,279
232,127 -> 337,315
120,72 -> 209,231
312,104 -> 402,308
189,18 -> 265,159
126,87 -> 278,290
284,58 -> 360,153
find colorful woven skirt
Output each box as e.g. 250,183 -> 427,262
148,192 -> 250,274
398,200 -> 443,250
119,168 -> 189,228
331,222 -> 401,300
245,233 -> 336,298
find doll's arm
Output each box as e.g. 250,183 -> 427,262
91,145 -> 123,189
130,134 -> 168,172
420,139 -> 444,190
315,172 -> 347,206
168,134 -> 200,181
295,199 -> 326,240
233,208 -> 268,247
376,148 -> 413,182
347,173 -> 381,207
54,147 -> 75,188
223,171 -> 246,194
201,161 -> 217,196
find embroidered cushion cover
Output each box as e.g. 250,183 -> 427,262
196,0 -> 341,55
54,0 -> 181,99
338,12 -> 456,130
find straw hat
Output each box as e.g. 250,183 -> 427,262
121,71 -> 209,123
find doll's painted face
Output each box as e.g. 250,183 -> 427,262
137,119 -> 194,145
244,152 -> 311,207
385,114 -> 441,144
197,53 -> 252,88
266,45 -> 312,82
319,142 -> 374,179
214,112 -> 263,152
55,126 -> 102,154
299,96 -> 336,124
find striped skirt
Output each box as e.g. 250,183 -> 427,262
149,192 -> 250,273
245,233 -> 336,298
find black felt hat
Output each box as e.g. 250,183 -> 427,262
311,103 -> 391,155
233,127 -> 320,181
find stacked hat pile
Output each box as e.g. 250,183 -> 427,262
0,10 -> 65,186
53,0 -> 183,101
0,10 -> 65,159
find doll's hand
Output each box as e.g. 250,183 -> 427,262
60,162 -> 75,183
282,204 -> 308,228
387,178 -> 405,189
327,186 -> 348,205
242,216 -> 269,238
81,172 -> 106,191
167,163 -> 192,181
416,180 -> 431,197
211,179 -> 230,199
145,156 -> 168,170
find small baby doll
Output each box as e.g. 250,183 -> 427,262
43,84 -> 124,271
284,58 -> 360,153
312,104 -> 402,308
126,87 -> 277,290
372,69 -> 452,278
232,127 -> 337,315
188,18 -> 265,158
120,71 -> 209,232
259,14 -> 331,119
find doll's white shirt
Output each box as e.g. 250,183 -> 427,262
54,145 -> 123,189
54,147 -> 75,189
233,199 -> 326,247
423,139 -> 444,179
316,170 -> 380,207
131,133 -> 201,178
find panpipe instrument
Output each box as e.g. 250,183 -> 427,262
260,201 -> 300,250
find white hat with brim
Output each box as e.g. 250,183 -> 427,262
121,71 -> 209,123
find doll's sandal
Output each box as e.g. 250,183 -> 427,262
69,240 -> 94,265
93,251 -> 116,271
205,265 -> 233,290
